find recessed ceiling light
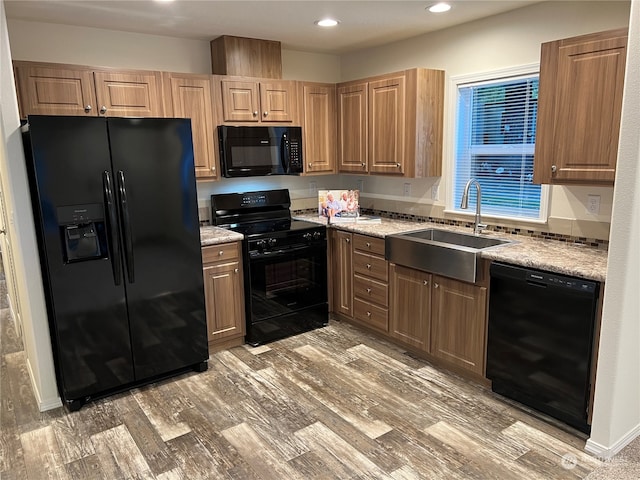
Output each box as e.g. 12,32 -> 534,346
315,18 -> 340,27
427,2 -> 451,13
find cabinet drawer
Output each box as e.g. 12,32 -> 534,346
353,234 -> 385,256
202,242 -> 240,264
354,298 -> 388,332
353,251 -> 388,282
354,274 -> 388,308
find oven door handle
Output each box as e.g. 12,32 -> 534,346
250,244 -> 326,259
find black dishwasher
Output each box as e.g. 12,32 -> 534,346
487,262 -> 600,434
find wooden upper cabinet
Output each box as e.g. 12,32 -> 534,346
369,75 -> 406,174
301,82 -> 336,174
14,62 -> 97,117
164,72 -> 218,180
337,82 -> 368,173
93,71 -> 163,117
220,78 -> 297,123
14,61 -> 164,119
337,68 -> 444,178
533,28 -> 628,185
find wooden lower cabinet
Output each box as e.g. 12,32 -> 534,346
351,235 -> 389,332
202,242 -> 245,351
330,230 -> 353,317
389,264 -> 431,351
431,275 -> 487,376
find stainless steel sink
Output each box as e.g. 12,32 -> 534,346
385,228 -> 513,283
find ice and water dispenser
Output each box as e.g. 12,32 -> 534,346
57,204 -> 108,263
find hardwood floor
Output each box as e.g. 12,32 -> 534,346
0,264 -> 635,479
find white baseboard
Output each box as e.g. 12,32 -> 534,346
25,356 -> 62,412
585,423 -> 640,460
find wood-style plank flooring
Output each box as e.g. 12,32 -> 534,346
1,266 -> 637,479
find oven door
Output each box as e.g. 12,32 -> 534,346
245,242 -> 328,345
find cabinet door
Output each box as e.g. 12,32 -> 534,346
259,81 -> 296,122
203,260 -> 245,342
330,230 -> 353,317
302,83 -> 336,174
369,75 -> 406,174
390,265 -> 431,350
14,62 -> 97,117
166,73 -> 218,180
221,80 -> 260,122
534,29 -> 627,184
93,71 -> 164,117
431,276 -> 487,375
337,83 -> 368,173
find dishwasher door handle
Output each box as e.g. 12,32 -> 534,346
525,280 -> 547,288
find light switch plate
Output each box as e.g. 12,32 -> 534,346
431,185 -> 439,201
403,183 -> 411,197
309,181 -> 317,196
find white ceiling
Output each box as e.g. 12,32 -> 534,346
4,0 -> 541,54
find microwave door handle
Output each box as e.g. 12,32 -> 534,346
280,133 -> 290,173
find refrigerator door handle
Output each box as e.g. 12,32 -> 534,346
102,171 -> 122,285
116,170 -> 135,283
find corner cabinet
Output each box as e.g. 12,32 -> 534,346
218,77 -> 298,123
300,82 -> 336,174
202,242 -> 246,352
14,61 -> 164,118
533,28 -> 628,185
337,68 -> 444,178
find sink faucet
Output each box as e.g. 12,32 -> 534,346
460,179 -> 486,235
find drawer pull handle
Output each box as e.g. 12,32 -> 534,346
366,288 -> 372,294
366,263 -> 371,270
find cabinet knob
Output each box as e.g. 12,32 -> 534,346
234,268 -> 239,273
423,280 -> 429,286
366,242 -> 371,248
366,263 -> 371,270
84,105 -> 92,113
396,163 -> 401,168
253,111 -> 258,117
345,238 -> 350,243
100,106 -> 107,114
219,250 -> 224,256
366,288 -> 372,294
263,111 -> 268,117
308,163 -> 313,168
361,163 -> 366,167
366,311 -> 372,317
551,165 -> 557,174
434,282 -> 439,289
211,166 -> 216,172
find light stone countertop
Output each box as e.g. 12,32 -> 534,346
200,226 -> 244,246
295,214 -> 608,282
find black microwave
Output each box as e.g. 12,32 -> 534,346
218,125 -> 303,177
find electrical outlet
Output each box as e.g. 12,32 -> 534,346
587,195 -> 601,214
309,181 -> 317,196
431,185 -> 439,201
403,183 -> 411,197
357,179 -> 364,192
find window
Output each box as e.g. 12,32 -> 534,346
451,68 -> 547,221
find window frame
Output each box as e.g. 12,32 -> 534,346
445,64 -> 550,224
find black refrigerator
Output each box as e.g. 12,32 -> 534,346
23,115 -> 208,411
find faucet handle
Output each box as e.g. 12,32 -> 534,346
476,223 -> 487,234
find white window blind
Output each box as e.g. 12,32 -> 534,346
453,74 -> 543,220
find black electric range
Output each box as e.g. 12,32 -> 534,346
211,189 -> 328,345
